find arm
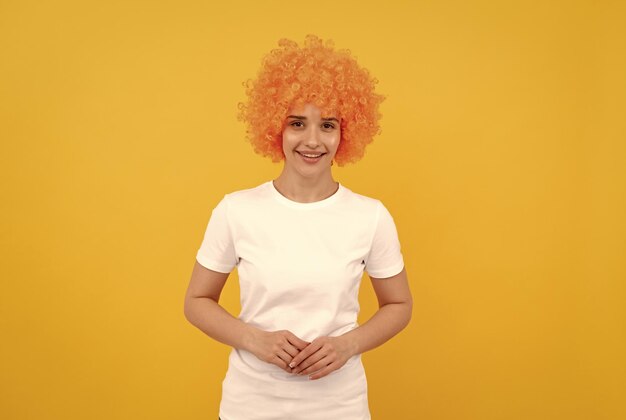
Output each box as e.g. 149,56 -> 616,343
183,261 -> 309,371
183,260 -> 250,349
342,266 -> 412,354
290,267 -> 412,379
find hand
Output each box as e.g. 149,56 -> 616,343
247,329 -> 309,373
288,335 -> 356,380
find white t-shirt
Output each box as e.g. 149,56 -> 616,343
196,181 -> 404,420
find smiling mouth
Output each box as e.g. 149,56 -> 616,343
296,151 -> 326,158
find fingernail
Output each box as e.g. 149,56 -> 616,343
289,363 -> 295,368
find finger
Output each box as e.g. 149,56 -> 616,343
309,362 -> 338,380
289,340 -> 323,369
272,355 -> 290,372
276,349 -> 294,365
286,331 -> 310,350
282,343 -> 300,358
293,349 -> 327,374
297,355 -> 331,376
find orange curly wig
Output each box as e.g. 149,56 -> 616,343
238,35 -> 385,166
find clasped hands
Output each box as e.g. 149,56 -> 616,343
248,329 -> 355,380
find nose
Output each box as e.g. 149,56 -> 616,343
304,126 -> 321,148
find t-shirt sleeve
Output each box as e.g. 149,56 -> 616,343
365,201 -> 405,279
195,195 -> 238,273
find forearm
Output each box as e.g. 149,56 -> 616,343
342,301 -> 412,356
184,296 -> 257,351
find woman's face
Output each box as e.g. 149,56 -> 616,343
281,103 -> 340,178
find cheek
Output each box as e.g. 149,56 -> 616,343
281,132 -> 292,150
329,133 -> 341,152
281,131 -> 299,155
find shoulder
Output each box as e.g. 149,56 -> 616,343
222,181 -> 273,206
339,185 -> 384,214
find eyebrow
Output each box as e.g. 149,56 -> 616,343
287,115 -> 340,123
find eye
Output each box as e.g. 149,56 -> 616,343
322,122 -> 336,130
290,121 -> 304,128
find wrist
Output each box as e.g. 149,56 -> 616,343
241,324 -> 262,353
340,331 -> 360,357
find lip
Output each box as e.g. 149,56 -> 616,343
296,151 -> 326,158
295,150 -> 326,164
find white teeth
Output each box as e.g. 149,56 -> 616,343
299,152 -> 323,158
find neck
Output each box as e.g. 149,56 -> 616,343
273,167 -> 338,203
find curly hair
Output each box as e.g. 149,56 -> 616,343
238,35 -> 385,166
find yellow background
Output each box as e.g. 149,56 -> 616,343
1,0 -> 624,419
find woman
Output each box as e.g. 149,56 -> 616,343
184,35 -> 412,420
